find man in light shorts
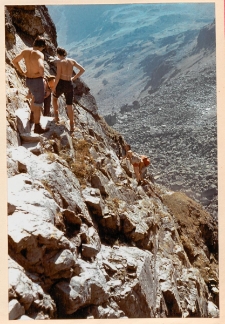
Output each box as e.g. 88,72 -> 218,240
12,36 -> 49,134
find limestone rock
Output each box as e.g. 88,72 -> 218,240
42,249 -> 76,279
18,315 -> 34,320
53,261 -> 109,315
8,173 -> 59,223
82,187 -> 105,217
97,245 -> 155,318
8,257 -> 56,319
15,107 -> 31,134
8,146 -> 92,225
82,244 -> 99,258
62,209 -> 82,225
207,301 -> 219,318
8,212 -> 75,276
9,299 -> 25,320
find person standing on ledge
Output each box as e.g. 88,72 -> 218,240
12,36 -> 49,134
52,47 -> 85,132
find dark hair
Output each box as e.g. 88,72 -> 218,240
33,36 -> 46,48
57,47 -> 67,57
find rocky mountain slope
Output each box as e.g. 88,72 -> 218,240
113,24 -> 217,217
48,4 -> 217,218
6,5 -> 218,320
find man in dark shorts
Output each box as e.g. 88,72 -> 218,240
52,47 -> 85,132
12,36 -> 49,134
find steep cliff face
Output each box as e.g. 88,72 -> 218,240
6,5 -> 219,320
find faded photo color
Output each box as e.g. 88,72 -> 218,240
6,3 -> 218,320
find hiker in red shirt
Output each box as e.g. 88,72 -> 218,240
126,149 -> 141,182
139,155 -> 151,181
124,146 -> 151,184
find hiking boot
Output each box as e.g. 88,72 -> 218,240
34,123 -> 49,134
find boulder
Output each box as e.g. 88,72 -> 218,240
15,107 -> 31,134
8,146 -> 92,225
8,173 -> 59,223
8,212 -> 75,276
98,245 -> 155,317
8,257 -> 56,318
208,301 -> 219,318
82,187 -> 105,217
42,249 -> 76,279
53,261 -> 109,315
9,299 -> 25,320
82,244 -> 99,258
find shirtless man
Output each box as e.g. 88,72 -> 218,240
52,47 -> 85,132
12,36 -> 49,134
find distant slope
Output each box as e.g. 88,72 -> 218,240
47,3 -> 215,114
113,22 -> 217,216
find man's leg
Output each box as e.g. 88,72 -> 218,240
65,82 -> 74,132
29,96 -> 44,126
140,166 -> 147,181
32,103 -> 49,134
52,96 -> 59,123
26,77 -> 48,133
28,95 -> 43,126
31,102 -> 41,124
28,96 -> 34,122
67,104 -> 74,131
43,94 -> 51,116
133,165 -> 141,182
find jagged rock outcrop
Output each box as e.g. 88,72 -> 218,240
6,5 -> 218,319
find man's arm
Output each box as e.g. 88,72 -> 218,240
52,60 -> 62,93
71,60 -> 85,82
12,51 -> 26,77
37,56 -> 45,78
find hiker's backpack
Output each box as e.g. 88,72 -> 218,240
141,155 -> 151,167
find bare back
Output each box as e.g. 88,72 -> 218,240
23,49 -> 44,78
57,59 -> 75,81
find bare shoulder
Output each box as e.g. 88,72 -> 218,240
26,49 -> 44,60
56,59 -> 63,67
39,51 -> 44,59
69,58 -> 78,66
35,50 -> 44,60
21,48 -> 32,57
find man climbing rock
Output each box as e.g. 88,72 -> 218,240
12,36 -> 49,134
52,47 -> 85,132
123,145 -> 151,184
